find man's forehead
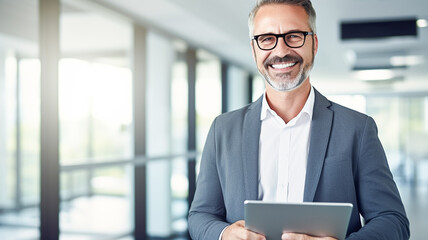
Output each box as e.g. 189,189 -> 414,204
253,4 -> 310,31
254,4 -> 307,19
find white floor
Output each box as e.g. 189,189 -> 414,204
0,196 -> 188,240
0,183 -> 427,240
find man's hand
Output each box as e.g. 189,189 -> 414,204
282,233 -> 337,240
222,220 -> 266,240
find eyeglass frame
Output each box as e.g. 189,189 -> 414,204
252,31 -> 314,50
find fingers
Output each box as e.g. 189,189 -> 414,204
282,233 -> 306,240
222,220 -> 266,240
282,233 -> 337,240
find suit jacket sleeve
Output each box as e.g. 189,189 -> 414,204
188,117 -> 229,240
346,116 -> 410,239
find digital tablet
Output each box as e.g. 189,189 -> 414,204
244,200 -> 353,240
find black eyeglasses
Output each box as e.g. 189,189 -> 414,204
252,31 -> 314,50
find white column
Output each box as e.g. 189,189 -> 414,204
146,31 -> 174,237
0,50 -> 7,207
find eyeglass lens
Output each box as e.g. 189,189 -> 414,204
257,32 -> 307,50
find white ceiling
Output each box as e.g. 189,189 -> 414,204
1,0 -> 428,93
93,0 -> 428,93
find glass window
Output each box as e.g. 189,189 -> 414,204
327,93 -> 428,185
59,59 -> 132,164
19,59 -> 41,206
171,42 -> 190,235
59,1 -> 133,238
327,95 -> 366,114
252,74 -> 265,102
0,1 -> 40,239
145,31 -> 175,237
227,65 -> 249,111
171,51 -> 188,154
60,166 -> 132,238
1,54 -> 18,210
365,95 -> 428,184
195,50 -> 222,154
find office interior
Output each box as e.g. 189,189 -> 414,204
0,0 -> 427,239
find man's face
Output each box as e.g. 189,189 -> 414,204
251,4 -> 318,92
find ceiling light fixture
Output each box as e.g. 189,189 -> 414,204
354,69 -> 396,81
390,55 -> 425,67
417,19 -> 428,28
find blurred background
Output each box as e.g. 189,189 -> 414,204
0,0 -> 427,239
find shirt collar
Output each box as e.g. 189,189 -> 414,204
260,86 -> 315,121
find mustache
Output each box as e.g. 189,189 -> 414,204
264,55 -> 303,68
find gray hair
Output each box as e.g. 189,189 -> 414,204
248,0 -> 317,38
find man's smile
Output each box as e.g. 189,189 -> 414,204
264,55 -> 303,73
271,62 -> 297,70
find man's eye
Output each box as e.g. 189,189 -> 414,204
260,36 -> 275,43
287,34 -> 303,40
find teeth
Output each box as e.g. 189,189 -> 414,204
272,62 -> 296,69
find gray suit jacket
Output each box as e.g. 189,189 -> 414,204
188,89 -> 409,239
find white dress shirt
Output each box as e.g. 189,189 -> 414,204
218,87 -> 315,239
258,86 -> 314,202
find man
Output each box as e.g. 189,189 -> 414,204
188,0 -> 410,239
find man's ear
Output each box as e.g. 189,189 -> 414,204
250,40 -> 257,63
313,33 -> 319,56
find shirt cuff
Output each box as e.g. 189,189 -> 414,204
218,225 -> 229,240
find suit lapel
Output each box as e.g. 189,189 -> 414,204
304,89 -> 333,202
242,97 -> 262,201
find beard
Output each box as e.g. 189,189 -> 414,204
259,52 -> 314,92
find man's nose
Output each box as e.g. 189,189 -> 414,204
272,37 -> 292,55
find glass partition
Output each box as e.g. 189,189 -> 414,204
195,50 -> 222,155
59,1 -> 133,238
171,44 -> 190,235
0,0 -> 40,239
